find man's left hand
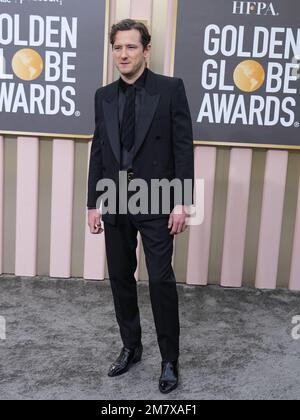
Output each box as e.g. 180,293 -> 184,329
168,205 -> 189,235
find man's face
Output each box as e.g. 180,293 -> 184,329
112,29 -> 150,78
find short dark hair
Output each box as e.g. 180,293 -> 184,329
110,19 -> 151,50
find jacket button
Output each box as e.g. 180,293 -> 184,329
152,160 -> 158,166
155,135 -> 161,140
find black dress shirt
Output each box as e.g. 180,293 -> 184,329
118,67 -> 148,171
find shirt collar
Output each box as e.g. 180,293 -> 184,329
119,67 -> 148,93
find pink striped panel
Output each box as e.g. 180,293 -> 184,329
164,0 -> 177,76
83,141 -> 106,281
84,219 -> 106,280
172,238 -> 176,268
187,147 -> 217,285
107,0 -> 117,84
255,151 -> 288,289
163,0 -> 178,268
83,0 -> 115,279
130,0 -> 153,20
289,177 -> 300,291
0,136 -> 4,273
15,137 -> 39,276
221,148 -> 252,287
49,140 -> 75,278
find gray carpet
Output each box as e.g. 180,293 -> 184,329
0,275 -> 299,400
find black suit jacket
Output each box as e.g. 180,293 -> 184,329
87,69 -> 194,226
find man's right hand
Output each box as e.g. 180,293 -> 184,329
88,209 -> 104,234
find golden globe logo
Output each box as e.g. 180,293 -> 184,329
12,49 -> 43,81
233,60 -> 265,93
198,24 -> 300,128
233,1 -> 279,16
0,14 -> 77,116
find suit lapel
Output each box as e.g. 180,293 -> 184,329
134,69 -> 160,159
103,82 -> 121,165
134,90 -> 160,159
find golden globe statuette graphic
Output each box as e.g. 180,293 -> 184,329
233,60 -> 266,93
12,48 -> 43,81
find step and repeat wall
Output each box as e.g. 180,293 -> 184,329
174,0 -> 300,148
0,0 -> 105,138
0,0 -> 299,290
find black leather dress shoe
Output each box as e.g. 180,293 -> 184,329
159,360 -> 179,394
107,344 -> 143,377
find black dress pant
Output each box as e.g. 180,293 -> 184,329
104,214 -> 180,362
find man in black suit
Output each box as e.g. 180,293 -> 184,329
87,19 -> 194,394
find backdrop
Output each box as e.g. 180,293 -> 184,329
174,0 -> 300,147
0,0 -> 106,138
